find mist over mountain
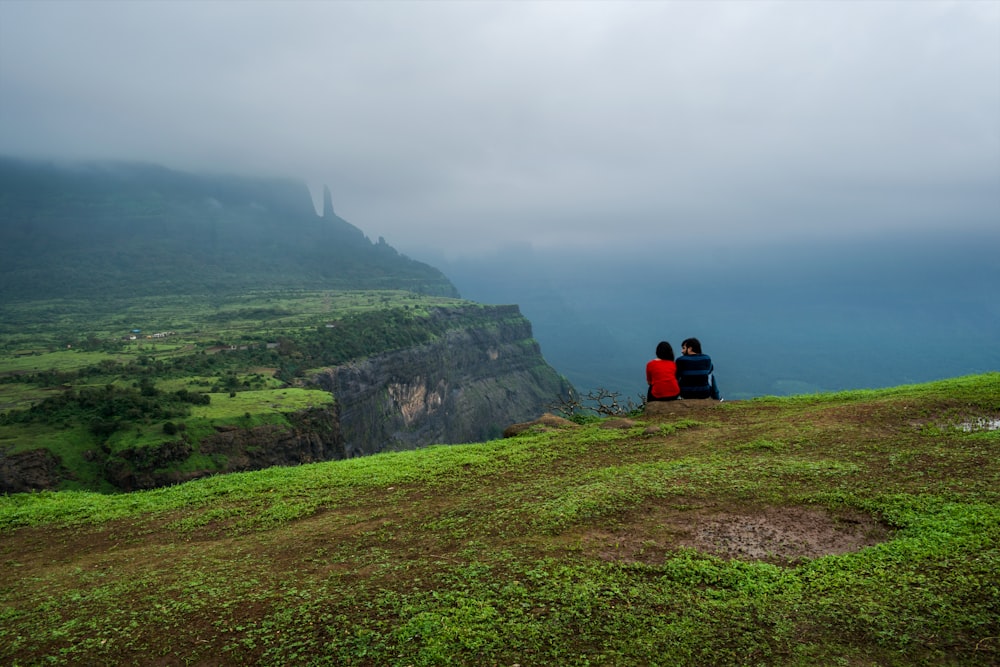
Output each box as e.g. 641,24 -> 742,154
0,157 -> 577,490
0,157 -> 458,301
430,232 -> 1000,399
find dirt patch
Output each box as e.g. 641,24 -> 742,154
643,399 -> 724,418
574,499 -> 894,566
600,418 -> 638,430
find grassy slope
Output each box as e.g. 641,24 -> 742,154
2,373 -> 999,666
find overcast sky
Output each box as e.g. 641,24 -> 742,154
1,0 -> 998,258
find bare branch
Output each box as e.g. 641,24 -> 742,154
547,387 -> 646,419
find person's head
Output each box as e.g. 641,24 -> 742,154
655,341 -> 674,361
681,338 -> 702,355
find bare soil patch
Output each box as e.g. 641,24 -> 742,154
572,499 -> 894,566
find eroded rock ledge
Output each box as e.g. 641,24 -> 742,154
315,305 -> 572,456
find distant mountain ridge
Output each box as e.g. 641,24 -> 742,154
0,156 -> 458,301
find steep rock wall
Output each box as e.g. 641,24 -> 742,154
313,305 -> 572,456
0,448 -> 67,494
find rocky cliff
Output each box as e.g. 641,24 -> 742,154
0,158 -> 575,493
314,304 -> 573,456
100,305 -> 571,489
0,448 -> 66,494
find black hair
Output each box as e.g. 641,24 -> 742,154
682,337 -> 702,354
655,341 -> 674,361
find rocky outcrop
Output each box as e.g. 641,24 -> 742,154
104,406 -> 344,492
200,406 -> 344,471
314,305 -> 573,456
103,440 -> 198,492
0,448 -> 67,493
503,413 -> 580,437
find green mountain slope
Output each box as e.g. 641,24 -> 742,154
0,156 -> 458,301
2,373 -> 998,666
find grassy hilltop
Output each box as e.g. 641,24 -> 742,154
2,373 -> 998,666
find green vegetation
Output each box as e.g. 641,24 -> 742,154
0,290 -> 491,491
2,373 -> 998,665
1,159 -> 572,493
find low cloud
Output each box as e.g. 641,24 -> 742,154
1,1 -> 997,258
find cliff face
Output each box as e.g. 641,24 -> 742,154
0,448 -> 66,494
102,305 -> 571,490
313,305 -> 573,456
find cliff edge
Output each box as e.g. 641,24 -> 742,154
316,304 -> 573,455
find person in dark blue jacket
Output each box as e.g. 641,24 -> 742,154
675,337 -> 721,400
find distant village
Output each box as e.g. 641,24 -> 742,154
122,329 -> 176,341
121,329 -> 281,354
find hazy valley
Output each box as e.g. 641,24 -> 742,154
432,230 -> 1000,400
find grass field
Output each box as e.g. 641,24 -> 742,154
2,373 -> 997,666
0,290 -> 466,348
187,388 -> 335,420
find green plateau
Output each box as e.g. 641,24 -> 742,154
0,288 -> 571,492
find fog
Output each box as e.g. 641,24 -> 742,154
1,1 -> 997,258
2,1 -> 997,396
433,230 -> 1000,399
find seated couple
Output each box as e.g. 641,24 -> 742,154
646,338 -> 721,402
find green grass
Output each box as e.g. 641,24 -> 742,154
0,291 -> 470,381
189,388 -> 334,420
0,384 -> 54,412
0,349 -> 122,374
1,373 -> 998,666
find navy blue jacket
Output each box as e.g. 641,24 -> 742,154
675,354 -> 721,400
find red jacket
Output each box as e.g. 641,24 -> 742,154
646,359 -> 680,399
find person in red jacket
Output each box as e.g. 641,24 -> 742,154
646,341 -> 680,402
